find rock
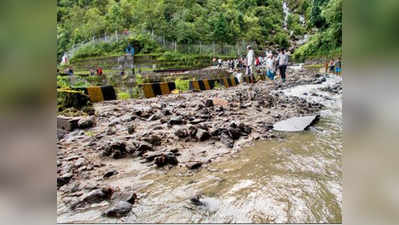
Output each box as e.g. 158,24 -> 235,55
127,124 -> 135,134
174,127 -> 188,138
205,99 -> 214,107
127,193 -> 137,204
213,98 -> 228,107
143,135 -> 161,146
57,116 -> 79,131
273,115 -> 320,132
154,153 -> 178,167
70,187 -> 114,209
78,116 -> 95,129
161,108 -> 172,116
103,170 -> 118,178
227,127 -> 241,140
106,127 -> 116,135
103,201 -> 132,218
220,133 -> 234,148
196,129 -> 210,141
168,116 -> 184,125
143,152 -> 162,162
74,158 -> 86,168
57,172 -> 73,187
186,162 -> 202,170
188,126 -> 197,138
102,141 -> 127,159
238,123 -> 252,135
57,129 -> 67,140
135,141 -> 153,153
190,195 -> 204,206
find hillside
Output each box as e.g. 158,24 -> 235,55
57,0 -> 342,62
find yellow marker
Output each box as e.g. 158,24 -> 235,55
142,84 -> 155,98
231,77 -> 236,86
193,80 -> 200,90
160,82 -> 170,94
87,86 -> 104,102
203,79 -> 211,90
223,78 -> 229,87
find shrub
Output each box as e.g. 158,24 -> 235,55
175,78 -> 189,91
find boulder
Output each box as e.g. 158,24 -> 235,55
57,116 -> 79,131
205,99 -> 214,107
154,153 -> 178,167
74,158 -> 86,168
127,124 -> 135,134
103,201 -> 132,218
174,127 -> 188,138
102,141 -> 127,159
143,135 -> 161,146
57,172 -> 73,187
186,162 -> 202,170
103,170 -> 118,178
168,116 -> 184,125
196,129 -> 210,141
220,133 -> 234,148
78,116 -> 95,129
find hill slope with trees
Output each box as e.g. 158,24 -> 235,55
57,0 -> 341,62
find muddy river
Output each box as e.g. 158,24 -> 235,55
57,74 -> 342,223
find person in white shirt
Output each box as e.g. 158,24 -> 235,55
277,49 -> 289,82
246,45 -> 255,76
266,53 -> 276,81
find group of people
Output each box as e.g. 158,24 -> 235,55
89,67 -> 103,76
213,46 -> 291,83
246,46 -> 290,83
328,58 -> 342,75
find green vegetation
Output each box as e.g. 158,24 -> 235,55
293,0 -> 342,60
117,91 -> 130,100
175,78 -> 189,91
58,0 -> 341,63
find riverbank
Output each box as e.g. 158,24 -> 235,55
57,66 -> 342,222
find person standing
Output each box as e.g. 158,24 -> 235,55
266,53 -> 276,81
335,58 -> 342,75
218,58 -> 222,68
329,59 -> 335,73
277,49 -> 288,82
246,45 -> 255,77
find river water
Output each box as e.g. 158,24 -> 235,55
58,73 -> 342,223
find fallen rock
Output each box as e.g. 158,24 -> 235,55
78,116 -> 95,129
71,187 -> 114,209
186,162 -> 202,170
102,141 -> 127,159
57,116 -> 79,131
103,201 -> 132,218
205,99 -> 214,107
196,129 -> 210,141
154,153 -> 178,167
103,170 -> 118,178
74,158 -> 86,168
174,127 -> 188,138
168,116 -> 184,125
127,124 -> 135,134
143,135 -> 161,146
220,133 -> 234,148
57,172 -> 73,188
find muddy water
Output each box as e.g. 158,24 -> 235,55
58,74 -> 342,224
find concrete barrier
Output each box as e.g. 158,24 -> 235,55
75,85 -> 116,102
141,82 -> 176,98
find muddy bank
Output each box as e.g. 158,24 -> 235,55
57,67 -> 333,221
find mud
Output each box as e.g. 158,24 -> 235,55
57,66 -> 340,223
